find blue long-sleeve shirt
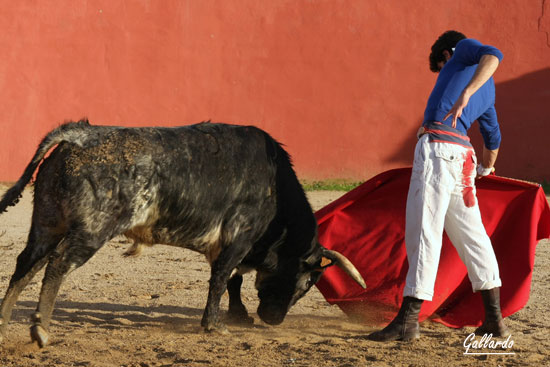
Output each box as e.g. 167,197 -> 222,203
423,38 -> 503,150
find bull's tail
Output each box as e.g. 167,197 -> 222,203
0,119 -> 92,213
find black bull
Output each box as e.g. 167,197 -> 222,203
0,120 -> 365,347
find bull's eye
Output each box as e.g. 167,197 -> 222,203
307,271 -> 323,288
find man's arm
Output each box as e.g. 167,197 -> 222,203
478,146 -> 499,178
476,105 -> 501,177
443,54 -> 501,128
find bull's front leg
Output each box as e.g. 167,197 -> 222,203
226,273 -> 254,325
201,243 -> 250,334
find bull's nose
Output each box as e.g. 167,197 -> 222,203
257,304 -> 285,325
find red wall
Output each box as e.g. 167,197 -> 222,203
1,0 -> 549,182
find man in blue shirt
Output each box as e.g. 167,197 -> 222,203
368,31 -> 509,342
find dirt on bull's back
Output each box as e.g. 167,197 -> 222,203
0,186 -> 548,367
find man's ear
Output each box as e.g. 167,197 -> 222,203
442,49 -> 452,61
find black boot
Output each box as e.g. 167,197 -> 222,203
367,297 -> 423,342
475,288 -> 510,337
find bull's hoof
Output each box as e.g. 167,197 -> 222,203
226,311 -> 254,326
30,324 -> 49,348
203,323 -> 230,335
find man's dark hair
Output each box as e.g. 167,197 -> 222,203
429,30 -> 467,72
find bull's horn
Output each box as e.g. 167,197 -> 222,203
322,249 -> 366,289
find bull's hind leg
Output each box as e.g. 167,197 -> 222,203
226,273 -> 254,325
0,227 -> 61,343
30,232 -> 107,347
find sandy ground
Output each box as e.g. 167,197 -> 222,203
0,186 -> 548,367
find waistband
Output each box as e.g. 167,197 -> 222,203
422,121 -> 472,148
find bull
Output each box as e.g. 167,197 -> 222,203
0,120 -> 365,347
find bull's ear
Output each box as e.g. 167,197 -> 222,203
309,256 -> 332,272
307,254 -> 333,272
319,256 -> 334,268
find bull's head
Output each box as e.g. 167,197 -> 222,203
255,244 -> 366,325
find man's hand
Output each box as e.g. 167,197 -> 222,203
476,163 -> 495,179
416,126 -> 426,139
444,92 -> 471,128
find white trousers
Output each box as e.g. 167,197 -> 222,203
403,135 -> 501,301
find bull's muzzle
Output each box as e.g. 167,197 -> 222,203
257,302 -> 286,325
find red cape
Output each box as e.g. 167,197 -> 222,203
315,168 -> 550,328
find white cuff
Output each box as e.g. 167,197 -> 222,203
477,164 -> 494,177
